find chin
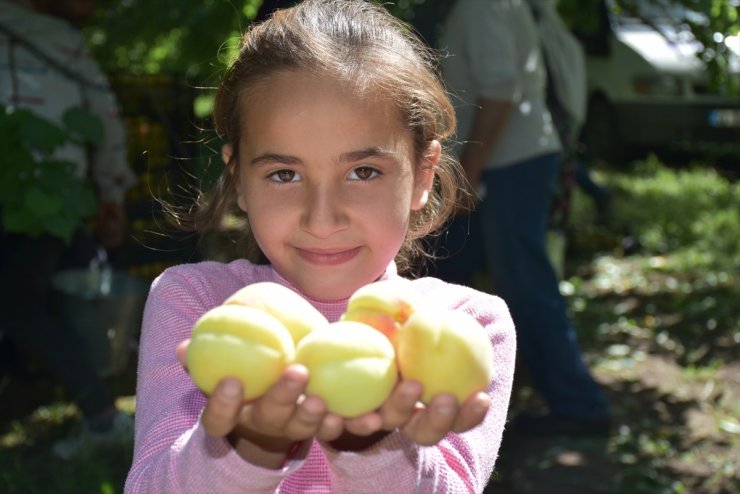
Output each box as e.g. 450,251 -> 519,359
301,280 -> 357,302
299,271 -> 379,303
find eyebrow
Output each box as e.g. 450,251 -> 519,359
249,147 -> 399,167
250,153 -> 302,166
339,147 -> 399,163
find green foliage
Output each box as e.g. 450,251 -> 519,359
0,105 -> 100,243
681,0 -> 740,96
87,0 -> 265,81
558,0 -> 604,34
568,157 -> 739,357
0,393 -> 135,493
63,106 -> 105,146
559,0 -> 740,97
608,155 -> 740,275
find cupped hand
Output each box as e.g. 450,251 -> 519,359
176,341 -> 490,450
176,339 -> 344,446
396,390 -> 490,446
341,379 -> 490,446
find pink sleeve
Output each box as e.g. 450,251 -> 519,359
320,283 -> 516,493
124,267 -> 306,493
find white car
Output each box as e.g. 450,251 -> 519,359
571,0 -> 740,163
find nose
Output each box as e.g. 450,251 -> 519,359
300,183 -> 348,238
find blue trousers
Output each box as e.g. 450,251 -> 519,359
432,152 -> 609,420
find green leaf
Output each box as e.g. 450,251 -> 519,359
38,160 -> 97,218
62,106 -> 105,145
0,150 -> 34,198
17,110 -> 69,155
37,159 -> 78,185
42,214 -> 79,244
0,105 -> 95,243
23,186 -> 63,218
60,183 -> 97,217
2,208 -> 44,238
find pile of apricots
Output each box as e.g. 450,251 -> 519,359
187,281 -> 494,418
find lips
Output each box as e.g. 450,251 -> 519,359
296,246 -> 362,266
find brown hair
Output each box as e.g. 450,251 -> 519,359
194,0 -> 463,274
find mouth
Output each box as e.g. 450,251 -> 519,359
296,246 -> 362,266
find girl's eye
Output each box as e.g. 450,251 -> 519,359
269,169 -> 299,183
349,166 -> 380,181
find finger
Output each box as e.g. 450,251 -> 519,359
247,364 -> 309,431
403,394 -> 458,446
282,394 -> 328,441
315,413 -> 344,442
201,378 -> 244,437
343,410 -> 383,437
452,392 -> 490,433
379,380 -> 423,430
176,339 -> 190,369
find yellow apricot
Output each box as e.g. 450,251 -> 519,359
396,309 -> 493,404
341,280 -> 418,344
295,321 -> 398,418
224,282 -> 328,344
187,304 -> 295,400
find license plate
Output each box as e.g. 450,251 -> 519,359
708,109 -> 740,128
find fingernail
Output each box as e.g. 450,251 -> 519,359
221,379 -> 240,398
402,380 -> 423,399
473,395 -> 489,414
435,395 -> 457,416
285,377 -> 303,392
436,402 -> 455,416
301,395 -> 324,415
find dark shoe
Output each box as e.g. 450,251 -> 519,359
511,412 -> 611,437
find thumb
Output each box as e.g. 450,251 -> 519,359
202,378 -> 244,437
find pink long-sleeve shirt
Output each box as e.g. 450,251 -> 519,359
125,260 -> 516,494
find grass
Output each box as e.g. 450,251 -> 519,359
1,156 -> 738,493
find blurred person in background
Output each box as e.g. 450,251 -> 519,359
0,0 -> 136,458
432,0 -> 611,435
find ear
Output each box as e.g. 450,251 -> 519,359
222,143 -> 248,212
222,143 -> 234,168
411,140 -> 440,211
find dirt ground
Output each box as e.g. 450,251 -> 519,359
485,355 -> 740,494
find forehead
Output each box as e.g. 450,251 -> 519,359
243,69 -> 400,121
238,70 -> 412,156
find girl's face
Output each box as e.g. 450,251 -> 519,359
232,70 -> 437,301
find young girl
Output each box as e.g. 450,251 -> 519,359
125,1 -> 515,492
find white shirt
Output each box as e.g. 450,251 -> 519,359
0,2 -> 135,203
441,0 -> 561,169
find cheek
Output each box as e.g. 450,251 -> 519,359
242,189 -> 278,227
243,200 -> 283,258
242,184 -> 296,238
373,192 -> 414,239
